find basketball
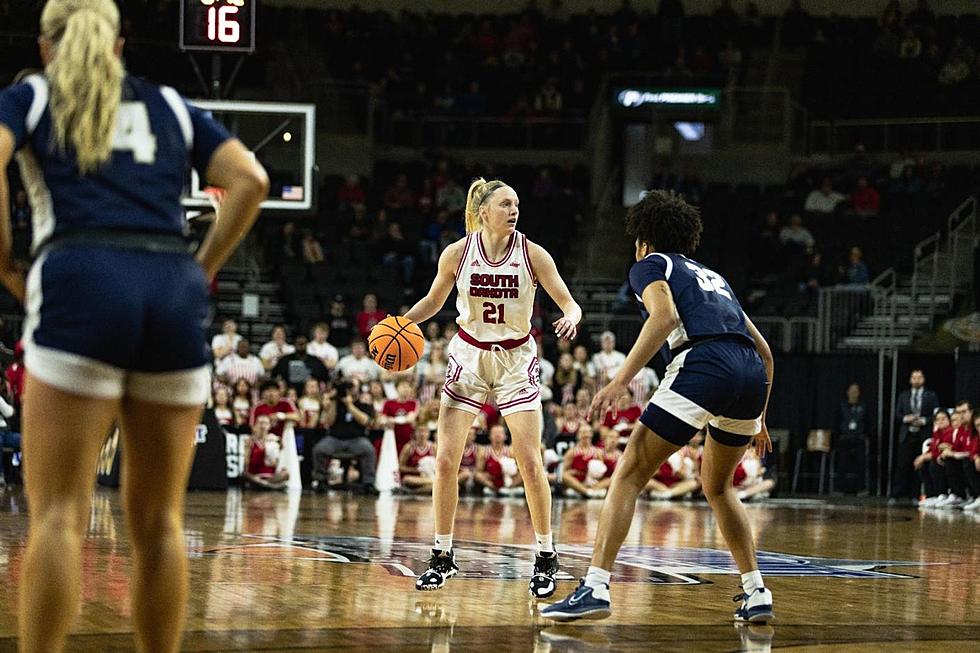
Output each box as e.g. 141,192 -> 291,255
368,316 -> 424,372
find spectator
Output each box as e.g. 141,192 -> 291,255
457,80 -> 488,115
249,380 -> 300,439
718,38 -> 743,86
647,433 -> 704,499
272,336 -> 331,394
733,447 -> 776,502
898,30 -> 922,60
435,177 -> 466,213
213,386 -> 234,428
259,325 -> 295,371
779,214 -> 816,255
938,51 -> 970,86
231,379 -> 253,429
537,342 -> 555,402
936,401 -> 978,508
961,415 -> 980,511
458,424 -> 480,491
216,340 -> 266,387
804,177 -> 845,214
307,323 -> 340,371
4,341 -> 25,408
243,415 -> 290,490
301,231 -> 325,264
889,151 -> 916,179
383,379 -> 419,454
599,394 -> 641,444
383,173 -> 417,210
531,168 -> 555,200
327,295 -> 354,350
834,383 -> 871,494
552,353 -> 584,406
416,340 -> 448,405
337,340 -> 380,383
0,390 -> 20,485
337,174 -> 366,210
561,423 -> 605,499
627,366 -> 659,410
888,165 -> 923,195
592,331 -> 627,388
356,293 -> 386,341
844,247 -> 870,286
906,0 -> 935,28
915,408 -> 952,506
211,319 -> 241,361
891,369 -> 939,499
572,344 -> 596,387
378,222 -> 416,287
475,424 -> 522,496
850,177 -> 880,217
398,424 -> 436,493
312,380 -> 378,494
534,77 -> 563,113
297,378 -> 323,429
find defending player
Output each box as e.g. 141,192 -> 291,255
404,178 -> 581,598
0,2 -> 268,651
542,190 -> 775,623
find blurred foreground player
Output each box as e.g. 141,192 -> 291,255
0,1 -> 268,651
404,177 -> 581,598
543,190 -> 775,624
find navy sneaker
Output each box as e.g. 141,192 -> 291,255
733,588 -> 775,623
416,549 -> 459,591
540,579 -> 611,621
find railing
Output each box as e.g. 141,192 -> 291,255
947,196 -> 978,298
808,116 -> 980,155
719,86 -> 806,150
384,115 -> 587,150
750,317 -> 819,353
910,231 -> 942,327
816,285 -> 877,351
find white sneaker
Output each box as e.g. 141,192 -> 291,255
564,488 -> 580,498
938,494 -> 965,509
587,489 -> 607,499
962,497 -> 980,512
483,486 -> 498,497
733,587 -> 774,623
924,493 -> 947,507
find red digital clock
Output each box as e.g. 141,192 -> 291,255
180,0 -> 255,53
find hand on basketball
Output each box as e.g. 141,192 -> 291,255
553,316 -> 578,341
589,380 -> 627,421
752,425 -> 773,459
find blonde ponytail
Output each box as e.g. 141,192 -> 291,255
464,177 -> 506,234
42,0 -> 123,175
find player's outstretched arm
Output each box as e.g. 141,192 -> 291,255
526,241 -> 582,340
743,313 -> 774,457
403,239 -> 464,325
589,280 -> 677,420
0,126 -> 25,303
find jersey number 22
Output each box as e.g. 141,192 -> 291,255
685,262 -> 732,299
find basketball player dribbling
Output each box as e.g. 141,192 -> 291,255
403,178 -> 581,598
0,1 -> 268,651
542,190 -> 776,623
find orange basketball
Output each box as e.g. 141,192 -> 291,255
368,316 -> 424,372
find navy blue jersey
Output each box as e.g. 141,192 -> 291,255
0,74 -> 231,251
629,252 -> 753,355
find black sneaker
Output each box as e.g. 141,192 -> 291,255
529,551 -> 560,599
416,549 -> 459,591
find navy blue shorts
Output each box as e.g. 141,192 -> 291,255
640,339 -> 767,447
23,244 -> 212,406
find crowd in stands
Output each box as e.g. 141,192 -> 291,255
914,401 -> 980,512
669,144 -> 977,317
210,312 -> 775,502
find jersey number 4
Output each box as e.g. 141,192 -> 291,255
483,302 -> 506,324
685,262 -> 732,299
112,103 -> 158,165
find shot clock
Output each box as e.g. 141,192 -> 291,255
180,0 -> 256,53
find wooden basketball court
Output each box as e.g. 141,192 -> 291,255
0,488 -> 977,652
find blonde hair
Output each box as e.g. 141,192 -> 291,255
41,0 -> 123,175
464,177 -> 507,234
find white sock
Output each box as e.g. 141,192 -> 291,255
584,566 -> 611,589
535,532 -> 554,554
741,570 -> 764,594
434,534 -> 453,552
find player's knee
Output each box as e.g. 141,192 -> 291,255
702,477 -> 731,500
33,502 -> 87,539
435,454 -> 458,478
128,507 -> 182,545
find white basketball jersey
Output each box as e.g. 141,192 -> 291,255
454,231 -> 537,342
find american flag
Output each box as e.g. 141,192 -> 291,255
282,186 -> 304,201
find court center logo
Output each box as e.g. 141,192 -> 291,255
194,536 -> 932,584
